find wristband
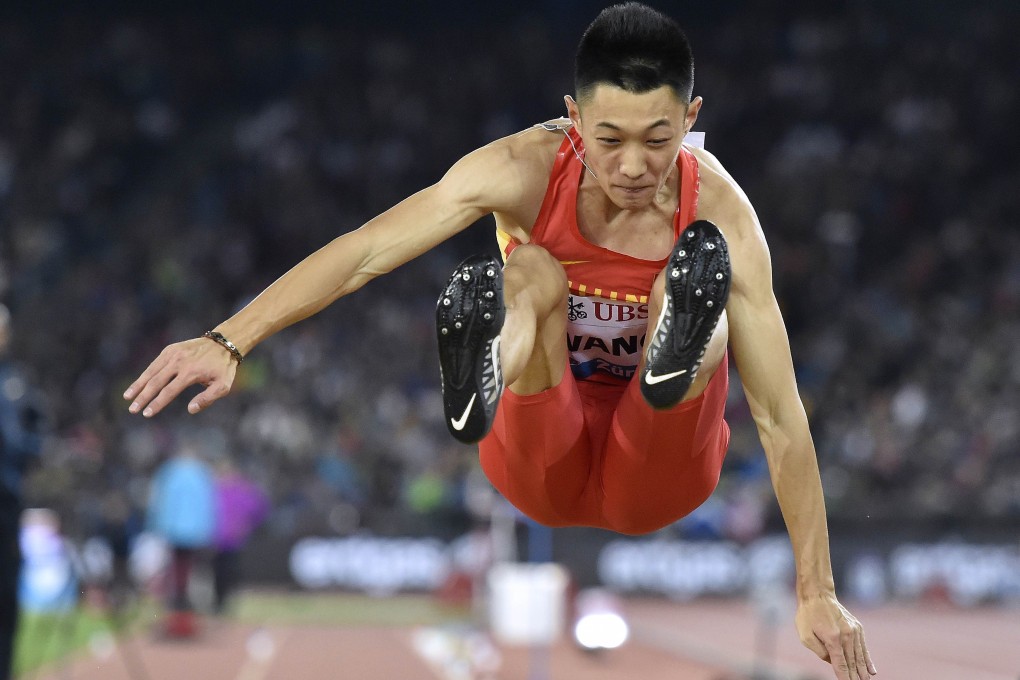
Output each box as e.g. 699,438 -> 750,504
203,330 -> 244,364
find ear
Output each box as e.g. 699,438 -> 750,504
684,96 -> 703,135
564,95 -> 582,130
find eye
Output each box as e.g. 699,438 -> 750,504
647,138 -> 672,147
596,137 -> 621,146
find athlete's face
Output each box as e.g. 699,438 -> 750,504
567,85 -> 702,209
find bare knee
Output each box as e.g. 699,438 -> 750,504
504,245 -> 568,316
501,245 -> 569,394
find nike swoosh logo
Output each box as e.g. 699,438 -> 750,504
644,369 -> 687,385
559,260 -> 590,265
450,393 -> 477,431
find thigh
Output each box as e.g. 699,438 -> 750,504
478,362 -> 601,526
600,353 -> 732,534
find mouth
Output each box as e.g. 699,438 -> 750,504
616,185 -> 652,195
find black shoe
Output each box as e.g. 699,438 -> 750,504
640,220 -> 731,410
436,254 -> 506,443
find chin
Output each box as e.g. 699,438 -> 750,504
613,192 -> 655,209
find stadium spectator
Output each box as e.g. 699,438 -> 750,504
0,0 -> 1013,587
0,304 -> 45,680
147,445 -> 215,636
211,456 -> 269,614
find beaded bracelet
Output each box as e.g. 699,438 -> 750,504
203,330 -> 244,364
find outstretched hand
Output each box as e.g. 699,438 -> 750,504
796,592 -> 877,680
123,337 -> 238,417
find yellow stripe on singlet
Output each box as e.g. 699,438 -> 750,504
495,228 -> 512,262
495,227 -> 650,304
568,280 -> 648,304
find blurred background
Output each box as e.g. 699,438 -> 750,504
1,0 -> 1018,678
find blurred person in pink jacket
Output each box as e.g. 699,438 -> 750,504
212,458 -> 269,615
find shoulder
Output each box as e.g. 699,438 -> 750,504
480,120 -> 566,180
435,121 -> 565,216
689,146 -> 762,243
687,146 -> 772,293
689,147 -> 748,218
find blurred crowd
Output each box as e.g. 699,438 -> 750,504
0,1 -> 1016,549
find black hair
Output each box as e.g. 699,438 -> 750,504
575,3 -> 694,104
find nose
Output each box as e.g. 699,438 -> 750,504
618,145 -> 646,179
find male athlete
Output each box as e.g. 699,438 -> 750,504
124,4 -> 876,678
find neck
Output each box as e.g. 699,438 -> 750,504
580,184 -> 674,229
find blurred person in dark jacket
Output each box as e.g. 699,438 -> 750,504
0,304 -> 44,680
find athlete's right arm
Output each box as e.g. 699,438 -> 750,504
124,137 -> 536,417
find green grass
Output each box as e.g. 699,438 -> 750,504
11,591 -> 471,677
13,604 -> 152,678
231,591 -> 474,627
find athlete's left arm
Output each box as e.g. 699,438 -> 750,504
699,155 -> 877,680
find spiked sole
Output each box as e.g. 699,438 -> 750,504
640,220 -> 731,410
436,254 -> 506,443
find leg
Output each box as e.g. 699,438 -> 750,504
460,246 -> 601,524
596,221 -> 733,534
212,550 -> 239,615
212,550 -> 227,614
436,255 -> 507,443
641,220 -> 731,408
0,513 -> 20,680
499,244 -> 570,394
478,363 -> 598,526
436,245 -> 569,442
169,547 -> 194,611
602,348 -> 732,534
643,282 -> 729,402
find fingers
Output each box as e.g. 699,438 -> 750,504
862,630 -> 877,675
801,631 -> 830,662
123,350 -> 171,409
137,373 -> 194,418
827,624 -> 875,680
125,362 -> 181,417
124,340 -> 235,417
797,598 -> 875,679
188,381 -> 231,415
824,636 -> 852,680
853,630 -> 870,678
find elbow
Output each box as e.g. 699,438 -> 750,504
346,256 -> 390,295
751,406 -> 782,444
752,406 -> 798,459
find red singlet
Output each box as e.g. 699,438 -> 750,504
480,124 -> 730,535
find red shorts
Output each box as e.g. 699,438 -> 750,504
478,353 -> 730,535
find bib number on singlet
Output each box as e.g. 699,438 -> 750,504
565,295 -> 648,381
